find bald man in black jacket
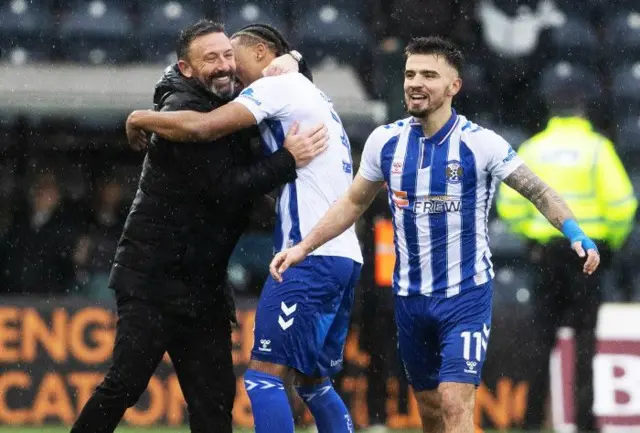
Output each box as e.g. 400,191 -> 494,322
71,20 -> 325,433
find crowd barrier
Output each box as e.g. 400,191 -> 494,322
0,297 -> 638,429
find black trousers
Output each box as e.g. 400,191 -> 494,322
70,294 -> 235,433
524,239 -> 611,432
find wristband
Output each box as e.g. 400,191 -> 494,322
561,219 -> 598,252
561,219 -> 584,243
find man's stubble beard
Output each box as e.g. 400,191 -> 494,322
207,80 -> 236,101
406,96 -> 445,119
192,72 -> 237,101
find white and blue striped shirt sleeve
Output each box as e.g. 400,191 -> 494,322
358,126 -> 394,182
480,129 -> 524,180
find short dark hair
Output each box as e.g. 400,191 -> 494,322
231,23 -> 291,57
176,20 -> 225,60
405,36 -> 463,74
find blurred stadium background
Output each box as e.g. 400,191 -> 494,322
1,0 -> 640,431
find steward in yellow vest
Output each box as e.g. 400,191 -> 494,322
497,113 -> 637,432
497,116 -> 637,250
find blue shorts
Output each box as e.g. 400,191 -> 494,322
395,281 -> 493,391
251,255 -> 361,377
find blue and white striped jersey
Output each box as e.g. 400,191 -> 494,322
234,73 -> 363,264
359,110 -> 523,297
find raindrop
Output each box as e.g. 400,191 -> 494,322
242,4 -> 260,21
554,61 -> 572,78
628,12 -> 640,30
89,1 -> 107,18
10,0 -> 27,15
228,264 -> 248,288
496,267 -> 514,284
11,47 -> 27,65
516,288 -> 530,303
319,5 -> 338,23
89,48 -> 107,65
165,52 -> 177,64
164,1 -> 183,20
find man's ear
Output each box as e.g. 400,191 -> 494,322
448,77 -> 462,98
177,59 -> 193,78
255,43 -> 268,61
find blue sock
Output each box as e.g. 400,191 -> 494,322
244,369 -> 294,433
297,379 -> 354,433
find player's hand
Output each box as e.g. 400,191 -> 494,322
283,121 -> 329,168
263,53 -> 299,77
571,237 -> 600,275
270,245 -> 308,282
126,111 -> 149,151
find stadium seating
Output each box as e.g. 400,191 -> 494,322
552,0 -> 602,19
489,0 -> 539,17
628,169 -> 640,202
539,61 -> 603,107
604,10 -> 640,67
455,63 -> 495,120
372,44 -> 404,121
612,64 -> 640,119
546,17 -> 599,71
0,107 -> 19,130
617,116 -> 640,165
0,0 -> 53,64
477,0 -> 563,60
61,110 -> 128,141
290,0 -> 372,23
492,124 -> 530,150
137,0 -> 206,63
220,0 -> 288,35
58,0 -> 133,65
0,161 -> 16,200
289,0 -> 373,67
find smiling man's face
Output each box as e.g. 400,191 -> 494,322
179,31 -> 237,99
404,53 -> 460,119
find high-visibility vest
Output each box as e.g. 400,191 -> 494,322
496,116 -> 637,250
374,218 -> 395,287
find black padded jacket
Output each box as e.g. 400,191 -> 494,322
109,64 -> 297,318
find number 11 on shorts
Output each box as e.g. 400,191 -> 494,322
460,331 -> 481,361
461,325 -> 490,361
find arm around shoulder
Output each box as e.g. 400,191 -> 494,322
127,100 -> 258,143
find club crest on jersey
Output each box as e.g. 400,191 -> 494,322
445,160 -> 463,184
391,161 -> 403,174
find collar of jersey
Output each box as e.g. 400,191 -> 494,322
409,109 -> 458,145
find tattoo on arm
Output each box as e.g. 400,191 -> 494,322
503,165 -> 574,230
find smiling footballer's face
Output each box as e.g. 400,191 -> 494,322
404,53 -> 461,119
